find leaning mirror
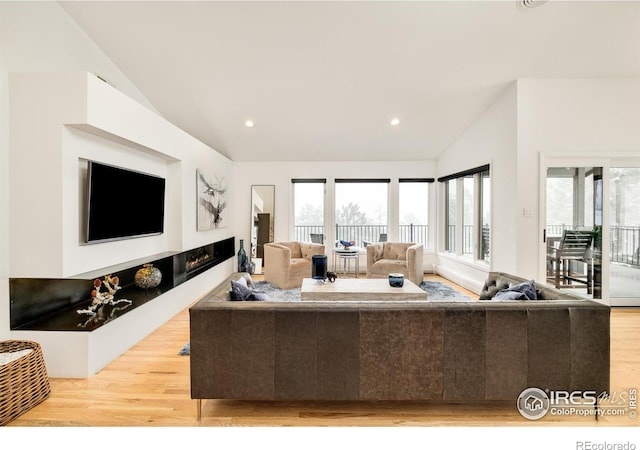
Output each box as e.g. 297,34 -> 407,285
251,185 -> 275,272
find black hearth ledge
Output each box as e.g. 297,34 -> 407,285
9,237 -> 234,332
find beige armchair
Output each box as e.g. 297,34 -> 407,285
264,241 -> 326,289
366,242 -> 424,285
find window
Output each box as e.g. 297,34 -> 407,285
446,179 -> 457,252
462,175 -> 474,255
292,179 -> 325,243
546,169 -> 575,237
399,179 -> 432,248
480,168 -> 491,262
439,164 -> 491,262
335,179 -> 389,247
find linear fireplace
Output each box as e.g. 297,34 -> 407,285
186,247 -> 212,273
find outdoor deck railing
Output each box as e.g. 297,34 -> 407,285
446,225 -> 487,258
293,224 -> 429,247
294,224 -> 639,267
610,226 -> 640,266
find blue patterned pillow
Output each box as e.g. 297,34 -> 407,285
495,290 -> 528,300
494,280 -> 537,300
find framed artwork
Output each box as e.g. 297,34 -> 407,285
197,169 -> 227,230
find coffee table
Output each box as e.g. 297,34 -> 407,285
300,277 -> 427,301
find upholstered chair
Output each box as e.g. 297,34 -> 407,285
366,242 -> 424,285
264,241 -> 326,289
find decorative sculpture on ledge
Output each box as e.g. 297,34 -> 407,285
76,274 -> 132,316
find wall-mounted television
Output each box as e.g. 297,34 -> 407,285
85,161 -> 166,243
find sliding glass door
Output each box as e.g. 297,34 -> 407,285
545,166 -> 602,300
609,167 -> 640,306
542,156 -> 640,306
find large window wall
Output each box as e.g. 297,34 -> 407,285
439,164 -> 491,263
292,178 -> 433,250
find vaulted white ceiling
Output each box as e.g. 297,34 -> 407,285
60,1 -> 640,162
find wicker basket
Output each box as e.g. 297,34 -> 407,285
0,340 -> 51,426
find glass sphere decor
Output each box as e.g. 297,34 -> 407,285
135,263 -> 162,289
388,273 -> 404,288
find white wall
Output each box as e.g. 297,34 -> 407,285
436,82 -> 518,292
0,1 -> 159,340
0,2 -> 156,111
10,72 -> 234,278
0,51 -> 9,340
516,78 -> 640,278
7,72 -> 234,375
0,2 -> 235,341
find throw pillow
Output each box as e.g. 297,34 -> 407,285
494,290 -> 528,300
248,291 -> 270,301
494,279 -> 538,300
230,279 -> 252,300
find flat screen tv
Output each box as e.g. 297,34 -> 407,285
86,161 -> 166,243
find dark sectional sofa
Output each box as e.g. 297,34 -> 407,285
189,271 -> 609,411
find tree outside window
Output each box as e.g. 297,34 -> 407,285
335,181 -> 388,247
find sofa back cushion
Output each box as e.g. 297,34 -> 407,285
382,242 -> 413,260
279,242 -> 303,258
299,242 -> 323,259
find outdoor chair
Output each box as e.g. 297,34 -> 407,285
546,229 -> 594,293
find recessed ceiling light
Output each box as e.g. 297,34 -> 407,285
245,120 -> 254,128
390,118 -> 400,126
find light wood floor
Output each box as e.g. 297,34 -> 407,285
8,275 -> 639,428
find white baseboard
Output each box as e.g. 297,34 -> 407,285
436,265 -> 483,295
